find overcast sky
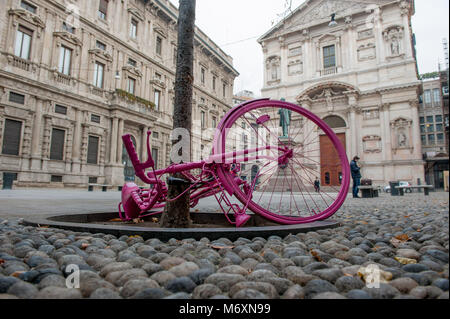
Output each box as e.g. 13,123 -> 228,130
169,0 -> 449,96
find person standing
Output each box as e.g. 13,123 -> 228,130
350,156 -> 361,198
314,177 -> 320,193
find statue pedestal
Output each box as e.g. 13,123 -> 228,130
257,137 -> 315,193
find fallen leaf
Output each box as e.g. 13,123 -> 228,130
357,265 -> 392,284
11,271 -> 25,278
310,249 -> 322,262
389,238 -> 403,248
394,234 -> 410,242
129,235 -> 142,239
81,243 -> 89,250
109,218 -> 122,222
403,215 -> 410,218
0,259 -> 5,265
210,244 -> 235,250
394,256 -> 417,264
132,218 -> 143,224
151,217 -> 159,223
343,273 -> 353,277
424,213 -> 430,216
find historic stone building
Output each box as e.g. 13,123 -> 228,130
258,0 -> 424,188
0,0 -> 238,189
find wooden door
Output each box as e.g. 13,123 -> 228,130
320,133 -> 346,186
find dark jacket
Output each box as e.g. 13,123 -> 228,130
350,160 -> 361,179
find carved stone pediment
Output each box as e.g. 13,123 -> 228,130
122,66 -> 142,78
154,25 -> 167,38
149,79 -> 166,89
9,9 -> 46,28
128,7 -> 144,21
88,49 -> 112,62
53,31 -> 82,47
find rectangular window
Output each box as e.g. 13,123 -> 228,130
421,135 -> 426,145
88,176 -> 98,184
212,116 -> 217,128
20,1 -> 37,14
433,88 -> 441,104
130,19 -> 137,39
201,111 -> 205,129
427,134 -> 435,145
55,104 -> 67,115
62,22 -> 75,34
151,148 -> 158,169
2,119 -> 22,155
50,128 -> 65,161
419,117 -> 425,124
87,135 -> 99,164
435,115 -> 443,123
128,58 -> 137,67
98,0 -> 108,20
156,36 -> 162,55
58,45 -> 72,75
91,114 -> 101,123
96,41 -> 106,51
51,175 -> 63,182
436,123 -> 443,132
127,77 -> 136,95
173,48 -> 177,65
154,90 -> 161,111
212,76 -> 216,91
323,45 -> 336,69
427,124 -> 434,133
14,26 -> 32,60
154,73 -> 161,81
426,116 -> 434,123
223,84 -> 226,98
420,125 -> 425,133
93,62 -> 104,88
201,68 -> 205,84
424,90 -> 431,104
152,131 -> 159,139
437,133 -> 444,143
9,92 -> 25,104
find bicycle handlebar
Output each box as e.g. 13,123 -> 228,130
122,131 -> 155,183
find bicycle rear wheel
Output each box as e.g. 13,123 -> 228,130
212,99 -> 350,224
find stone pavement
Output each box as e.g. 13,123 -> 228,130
0,189 -> 448,299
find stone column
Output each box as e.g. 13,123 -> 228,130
71,107 -> 82,173
30,97 -> 44,170
116,118 -> 124,164
409,100 -> 422,158
347,93 -> 359,158
382,103 -> 392,161
109,117 -> 118,164
140,125 -> 148,163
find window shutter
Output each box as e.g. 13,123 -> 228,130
87,135 -> 99,164
50,128 -> 65,160
2,119 -> 22,155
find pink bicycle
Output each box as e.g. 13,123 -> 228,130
118,98 -> 350,227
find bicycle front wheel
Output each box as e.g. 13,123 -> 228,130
212,99 -> 350,224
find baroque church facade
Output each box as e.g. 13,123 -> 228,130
258,0 -> 424,187
0,0 -> 238,189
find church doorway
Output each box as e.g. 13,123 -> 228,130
320,115 -> 347,187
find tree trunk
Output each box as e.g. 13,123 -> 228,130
160,0 -> 196,228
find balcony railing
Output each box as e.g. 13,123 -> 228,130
56,73 -> 72,85
321,67 -> 337,76
12,56 -> 31,71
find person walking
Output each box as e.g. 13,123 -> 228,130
314,177 -> 320,193
350,156 -> 361,198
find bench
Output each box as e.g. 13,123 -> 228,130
395,185 -> 433,196
358,185 -> 379,198
88,184 -> 112,192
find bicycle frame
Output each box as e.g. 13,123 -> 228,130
119,130 -> 285,227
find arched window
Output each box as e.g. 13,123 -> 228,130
323,115 -> 346,129
324,172 -> 330,185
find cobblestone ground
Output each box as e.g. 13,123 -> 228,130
0,190 -> 448,299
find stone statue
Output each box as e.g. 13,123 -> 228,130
278,98 -> 291,138
398,131 -> 407,147
391,38 -> 399,55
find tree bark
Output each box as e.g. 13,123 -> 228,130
160,0 -> 196,228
